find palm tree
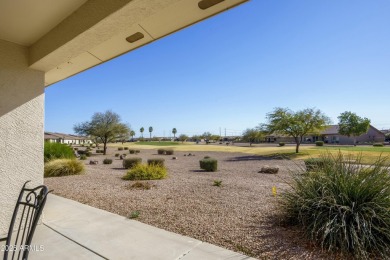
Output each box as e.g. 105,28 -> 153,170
149,126 -> 153,140
130,130 -> 135,141
172,128 -> 177,139
140,127 -> 144,138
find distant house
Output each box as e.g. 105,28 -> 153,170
44,132 -> 91,145
264,125 -> 385,145
321,125 -> 385,145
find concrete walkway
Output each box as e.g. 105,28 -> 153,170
24,195 -> 256,260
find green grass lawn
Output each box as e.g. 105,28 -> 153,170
108,142 -> 389,164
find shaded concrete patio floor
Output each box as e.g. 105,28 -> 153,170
4,195 -> 255,259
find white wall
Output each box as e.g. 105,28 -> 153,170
0,40 -> 44,235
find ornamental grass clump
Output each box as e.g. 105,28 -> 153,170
280,152 -> 390,258
103,158 -> 113,164
123,164 -> 167,180
44,142 -> 75,162
44,159 -> 85,177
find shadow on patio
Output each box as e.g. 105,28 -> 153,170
4,195 -> 255,260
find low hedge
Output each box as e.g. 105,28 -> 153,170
147,158 -> 165,167
103,158 -> 113,164
200,158 -> 218,172
373,143 -> 384,147
315,141 -> 324,146
123,157 -> 142,169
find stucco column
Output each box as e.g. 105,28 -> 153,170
0,40 -> 45,235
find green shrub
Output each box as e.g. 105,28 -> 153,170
147,158 -> 165,167
123,164 -> 167,180
280,152 -> 390,258
373,143 -> 384,147
279,142 -> 285,146
124,147 -> 129,150
129,149 -> 135,154
213,180 -> 222,187
129,210 -> 140,219
74,147 -> 78,151
44,159 -> 84,177
118,147 -> 124,151
304,158 -> 330,171
315,141 -> 324,146
123,157 -> 142,169
96,149 -> 104,153
135,150 -> 140,154
80,155 -> 87,160
204,156 -> 211,159
85,151 -> 92,157
103,158 -> 113,164
128,181 -> 152,190
44,142 -> 75,162
200,158 -> 218,172
157,149 -> 165,155
165,149 -> 174,155
115,153 -> 120,157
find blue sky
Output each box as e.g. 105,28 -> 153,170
45,0 -> 390,137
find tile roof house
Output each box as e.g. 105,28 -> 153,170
44,132 -> 91,145
321,124 -> 385,144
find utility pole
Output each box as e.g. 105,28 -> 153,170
224,128 -> 226,138
219,127 -> 221,137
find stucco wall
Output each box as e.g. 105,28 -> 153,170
0,40 -> 44,235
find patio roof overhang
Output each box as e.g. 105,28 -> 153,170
0,0 -> 248,87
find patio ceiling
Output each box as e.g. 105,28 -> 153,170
0,0 -> 248,86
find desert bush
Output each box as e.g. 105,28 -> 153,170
157,149 -> 165,155
115,153 -> 120,157
118,147 -> 124,151
124,147 -> 129,150
147,158 -> 165,167
128,181 -> 152,190
96,149 -> 104,153
135,150 -> 140,154
165,149 -> 174,155
74,147 -> 78,151
76,150 -> 85,155
304,158 -> 330,171
80,155 -> 87,160
213,180 -> 222,187
280,152 -> 390,258
129,149 -> 135,154
85,151 -> 92,157
200,158 -> 218,172
44,159 -> 84,177
123,157 -> 142,169
44,142 -> 75,162
103,158 -> 113,164
123,164 -> 167,180
315,141 -> 324,146
373,143 -> 384,147
279,142 -> 285,146
204,156 -> 211,159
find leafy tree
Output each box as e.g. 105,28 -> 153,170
178,134 -> 189,143
210,135 -> 220,141
117,128 -> 131,144
149,126 -> 153,140
192,135 -> 200,142
201,132 -> 212,140
130,130 -> 135,141
242,128 -> 264,146
172,128 -> 177,138
338,111 -> 370,145
74,110 -> 130,155
263,107 -> 331,153
140,127 -> 144,138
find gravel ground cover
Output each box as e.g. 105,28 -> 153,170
45,147 -> 330,259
